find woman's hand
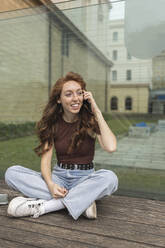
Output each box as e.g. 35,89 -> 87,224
48,181 -> 68,199
83,91 -> 117,153
83,91 -> 100,115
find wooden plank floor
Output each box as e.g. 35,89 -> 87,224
0,180 -> 165,248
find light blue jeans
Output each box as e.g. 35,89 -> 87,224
5,165 -> 118,220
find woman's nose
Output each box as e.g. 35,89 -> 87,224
72,93 -> 79,100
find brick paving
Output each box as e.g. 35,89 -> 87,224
94,130 -> 165,170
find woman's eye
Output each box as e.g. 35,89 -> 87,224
65,91 -> 83,97
65,93 -> 72,97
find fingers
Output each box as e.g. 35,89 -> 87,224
53,186 -> 68,199
83,91 -> 91,97
58,187 -> 68,195
49,183 -> 68,199
83,91 -> 92,102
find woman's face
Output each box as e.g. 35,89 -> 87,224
58,80 -> 84,116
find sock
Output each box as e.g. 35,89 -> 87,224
43,198 -> 65,214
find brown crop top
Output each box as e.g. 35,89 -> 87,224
54,116 -> 96,164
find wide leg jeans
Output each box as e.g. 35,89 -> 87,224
5,165 -> 118,220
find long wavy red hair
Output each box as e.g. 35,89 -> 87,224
34,72 -> 100,156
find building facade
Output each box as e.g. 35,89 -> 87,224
52,0 -> 112,57
0,0 -> 112,123
108,19 -> 152,113
150,51 -> 165,114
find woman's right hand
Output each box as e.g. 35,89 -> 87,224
48,181 -> 68,199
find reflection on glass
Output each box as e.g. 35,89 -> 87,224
125,0 -> 165,59
0,0 -> 165,201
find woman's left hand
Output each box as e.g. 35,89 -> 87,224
83,91 -> 100,114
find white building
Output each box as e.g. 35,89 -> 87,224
108,19 -> 152,113
108,19 -> 152,86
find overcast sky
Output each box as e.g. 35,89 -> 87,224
109,1 -> 125,20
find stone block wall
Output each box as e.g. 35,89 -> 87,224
0,11 -> 49,123
0,5 -> 110,122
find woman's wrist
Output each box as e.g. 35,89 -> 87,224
46,179 -> 54,188
93,108 -> 102,120
91,101 -> 101,115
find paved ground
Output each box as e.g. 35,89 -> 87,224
94,129 -> 165,170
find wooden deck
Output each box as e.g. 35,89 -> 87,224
0,180 -> 165,248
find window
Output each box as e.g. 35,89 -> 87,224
112,50 -> 118,60
148,102 -> 153,113
62,32 -> 69,57
111,97 -> 118,110
127,51 -> 132,60
125,97 -> 132,110
126,70 -> 132,80
112,70 -> 117,81
113,32 -> 118,41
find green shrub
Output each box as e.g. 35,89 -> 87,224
0,122 -> 36,141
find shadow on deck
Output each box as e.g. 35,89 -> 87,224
0,180 -> 165,248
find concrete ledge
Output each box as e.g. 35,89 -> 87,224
129,126 -> 151,137
158,120 -> 165,130
128,123 -> 156,137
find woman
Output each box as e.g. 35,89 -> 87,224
5,72 -> 118,220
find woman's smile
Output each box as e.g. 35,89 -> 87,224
58,80 -> 84,117
70,103 -> 80,110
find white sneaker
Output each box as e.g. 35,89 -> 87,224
83,201 -> 97,219
7,197 -> 46,218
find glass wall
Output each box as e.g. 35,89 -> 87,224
0,0 -> 165,200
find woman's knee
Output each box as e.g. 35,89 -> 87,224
5,165 -> 21,184
98,169 -> 118,188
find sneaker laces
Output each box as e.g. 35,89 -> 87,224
27,200 -> 45,218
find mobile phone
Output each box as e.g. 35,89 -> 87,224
83,99 -> 92,112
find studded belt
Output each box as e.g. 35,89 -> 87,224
58,162 -> 94,170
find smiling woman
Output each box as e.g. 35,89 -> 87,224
57,81 -> 84,120
5,72 -> 118,220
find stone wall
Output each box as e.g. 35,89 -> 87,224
0,11 -> 49,122
0,3 -> 110,122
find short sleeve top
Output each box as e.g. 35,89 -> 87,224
54,117 -> 96,164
